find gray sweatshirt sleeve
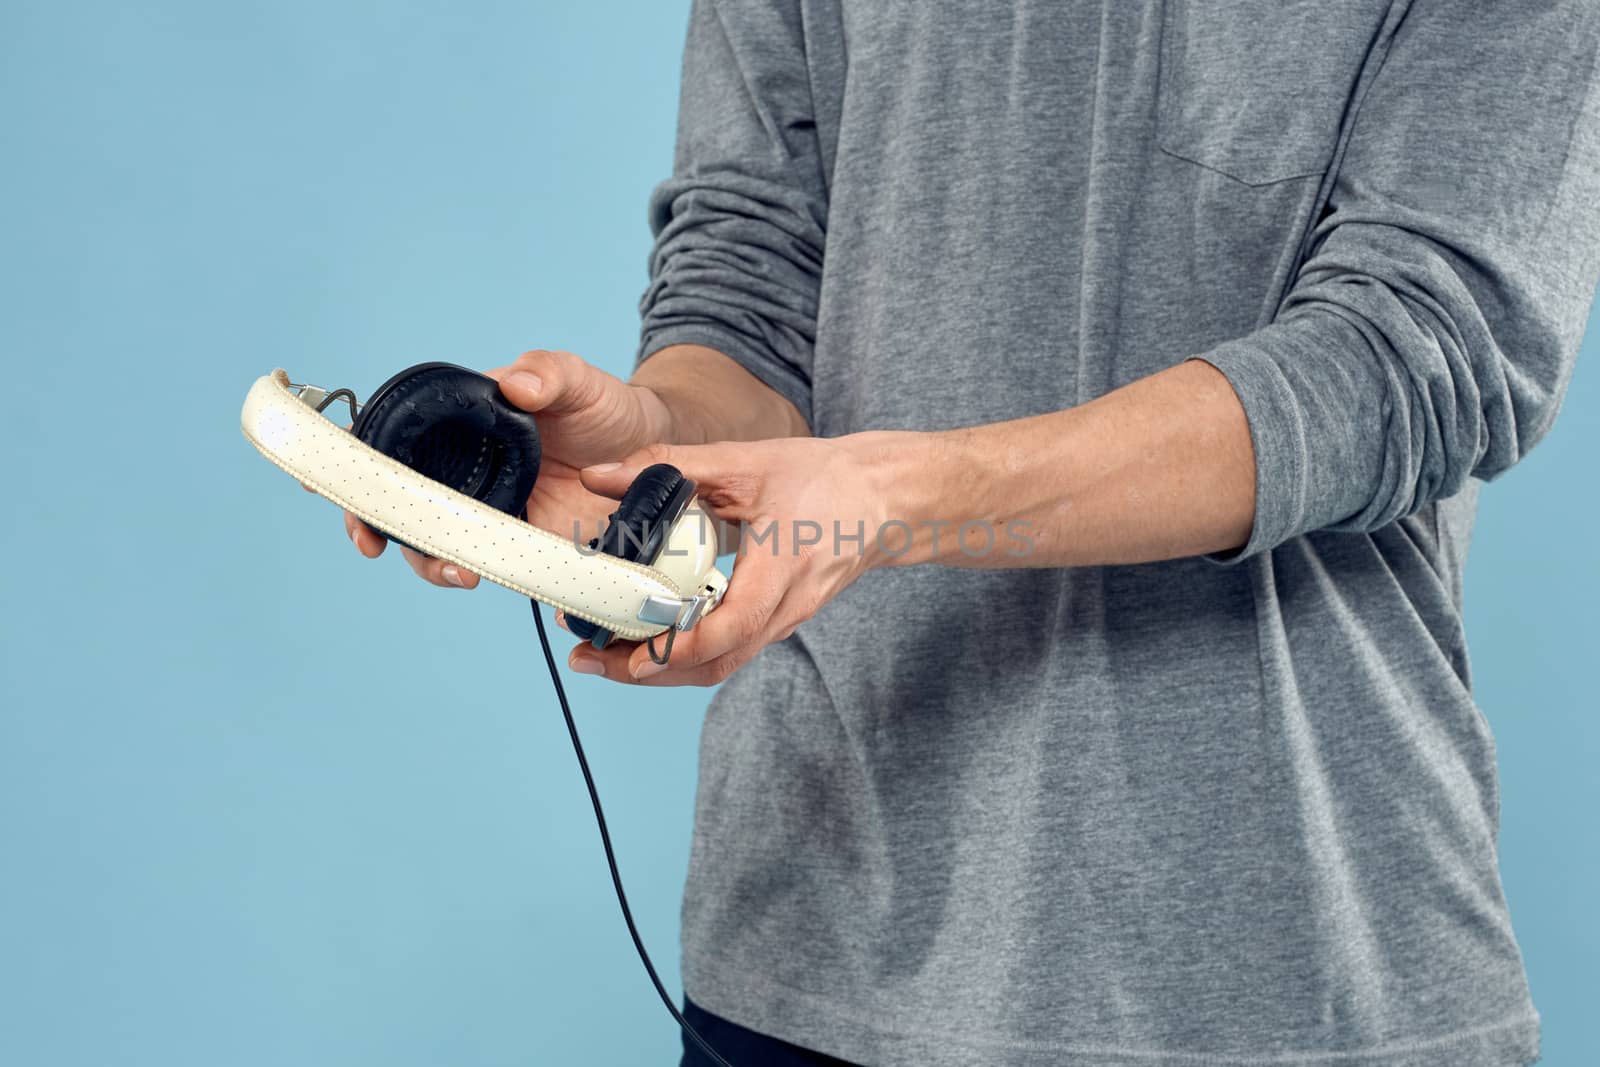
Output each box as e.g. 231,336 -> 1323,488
638,0 -> 826,428
1197,2 -> 1600,563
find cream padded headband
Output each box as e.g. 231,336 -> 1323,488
241,369 -> 722,640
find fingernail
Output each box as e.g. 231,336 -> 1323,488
569,654 -> 604,676
507,370 -> 542,394
584,461 -> 621,474
554,611 -> 570,632
632,658 -> 666,680
348,525 -> 363,552
442,564 -> 466,587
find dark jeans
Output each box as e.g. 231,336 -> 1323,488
678,996 -> 862,1067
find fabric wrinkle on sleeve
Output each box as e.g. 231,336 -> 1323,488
638,0 -> 828,431
1195,1 -> 1600,565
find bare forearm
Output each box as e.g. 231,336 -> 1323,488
863,359 -> 1256,568
571,359 -> 1254,684
632,344 -> 810,445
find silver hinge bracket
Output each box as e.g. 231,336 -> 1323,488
287,381 -> 362,423
637,594 -> 711,632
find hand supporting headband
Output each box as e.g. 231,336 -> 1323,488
240,366 -> 726,644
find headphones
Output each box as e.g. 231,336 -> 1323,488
241,363 -> 727,656
242,361 -> 740,1065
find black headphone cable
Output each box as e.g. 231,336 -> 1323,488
529,598 -> 735,1067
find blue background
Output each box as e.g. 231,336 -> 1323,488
1,2 -> 1595,1065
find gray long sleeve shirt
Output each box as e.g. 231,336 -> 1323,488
636,3 -> 1600,1065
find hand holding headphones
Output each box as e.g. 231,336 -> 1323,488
342,350 -> 675,590
242,359 -> 728,651
567,433 -> 895,684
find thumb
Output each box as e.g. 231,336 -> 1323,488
486,349 -> 604,416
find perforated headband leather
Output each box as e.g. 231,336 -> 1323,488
240,369 -> 724,641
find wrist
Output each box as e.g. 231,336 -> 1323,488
631,344 -> 810,444
845,429 -> 965,569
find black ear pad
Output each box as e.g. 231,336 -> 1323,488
350,362 -> 541,551
598,464 -> 688,563
566,463 -> 697,644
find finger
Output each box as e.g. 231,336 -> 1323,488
578,553 -> 785,682
344,512 -> 387,558
578,442 -> 747,503
625,571 -> 800,682
567,639 -> 751,688
399,545 -> 480,589
486,349 -> 601,416
574,461 -> 629,503
329,419 -> 390,559
621,578 -> 818,686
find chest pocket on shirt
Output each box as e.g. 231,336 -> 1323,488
1157,0 -> 1390,186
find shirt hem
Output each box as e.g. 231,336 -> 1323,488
682,952 -> 1541,1067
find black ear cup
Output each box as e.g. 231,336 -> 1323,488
348,363 -> 691,649
350,362 -> 541,550
597,464 -> 687,562
566,463 -> 697,645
